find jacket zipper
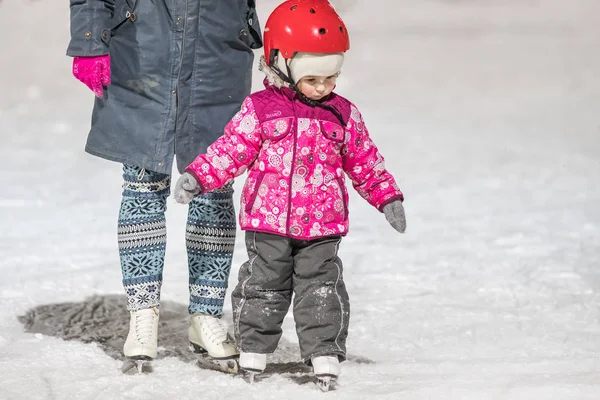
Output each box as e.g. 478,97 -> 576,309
285,118 -> 298,235
173,1 -> 189,156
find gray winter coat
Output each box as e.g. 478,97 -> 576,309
67,0 -> 262,174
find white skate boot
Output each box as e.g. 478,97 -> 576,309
188,313 -> 239,374
239,352 -> 267,383
312,355 -> 340,392
122,306 -> 159,373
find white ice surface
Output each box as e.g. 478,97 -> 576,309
1,0 -> 599,399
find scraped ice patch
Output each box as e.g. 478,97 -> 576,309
17,294 -> 373,370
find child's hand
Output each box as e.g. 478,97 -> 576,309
174,172 -> 201,204
383,201 -> 406,233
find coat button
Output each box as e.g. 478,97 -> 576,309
84,31 -> 91,38
125,11 -> 136,22
101,31 -> 109,41
171,89 -> 177,94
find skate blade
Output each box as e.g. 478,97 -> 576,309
121,357 -> 153,375
239,368 -> 266,384
316,375 -> 338,392
189,342 -> 239,374
196,354 -> 239,374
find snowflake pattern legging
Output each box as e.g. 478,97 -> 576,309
118,164 -> 236,315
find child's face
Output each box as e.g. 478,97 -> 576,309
297,75 -> 338,101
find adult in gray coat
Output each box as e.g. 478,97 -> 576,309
67,0 -> 262,369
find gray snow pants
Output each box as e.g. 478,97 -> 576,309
231,231 -> 350,363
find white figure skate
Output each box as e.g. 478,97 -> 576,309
312,355 -> 340,392
239,352 -> 267,383
188,313 -> 239,374
122,306 -> 159,374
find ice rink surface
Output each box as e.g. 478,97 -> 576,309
1,1 -> 599,399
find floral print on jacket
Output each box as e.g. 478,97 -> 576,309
186,86 -> 403,240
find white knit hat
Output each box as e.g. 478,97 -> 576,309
282,52 -> 345,84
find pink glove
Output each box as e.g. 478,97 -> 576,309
72,55 -> 111,98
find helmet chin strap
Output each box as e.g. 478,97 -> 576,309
269,51 -> 346,126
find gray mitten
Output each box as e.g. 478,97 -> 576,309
383,200 -> 406,233
174,172 -> 201,204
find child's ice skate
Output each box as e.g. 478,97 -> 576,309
122,306 -> 159,374
312,355 -> 340,392
188,313 -> 239,374
239,352 -> 267,384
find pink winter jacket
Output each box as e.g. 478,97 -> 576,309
186,84 -> 403,240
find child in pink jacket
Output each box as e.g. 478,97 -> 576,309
174,0 -> 406,390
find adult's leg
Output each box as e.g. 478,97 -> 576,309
187,183 -> 239,359
118,165 -> 169,360
118,165 -> 170,310
186,183 -> 236,315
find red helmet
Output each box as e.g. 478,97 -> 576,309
264,0 -> 350,65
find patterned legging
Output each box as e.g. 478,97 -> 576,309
118,165 -> 236,315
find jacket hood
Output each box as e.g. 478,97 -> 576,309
258,56 -> 291,89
